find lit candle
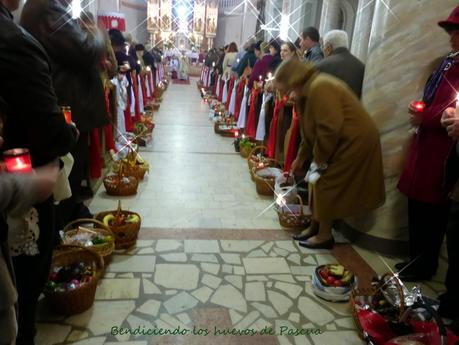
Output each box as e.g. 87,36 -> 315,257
125,45 -> 129,55
3,148 -> 33,173
146,66 -> 151,72
61,106 -> 72,124
137,60 -> 141,65
410,100 -> 425,113
234,130 -> 239,138
242,134 -> 246,139
212,62 -> 216,67
259,75 -> 262,81
265,72 -> 274,82
237,59 -> 240,64
456,94 -> 459,117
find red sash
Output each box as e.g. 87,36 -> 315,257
284,107 -> 300,172
89,128 -> 102,179
234,78 -> 246,121
266,98 -> 286,158
226,76 -> 235,110
245,88 -> 259,138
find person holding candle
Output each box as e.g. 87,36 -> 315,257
396,5 -> 459,282
0,136 -> 61,345
276,58 -> 385,249
21,0 -> 109,228
248,41 -> 272,90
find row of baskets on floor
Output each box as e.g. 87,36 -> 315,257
204,92 -> 312,231
44,205 -> 141,315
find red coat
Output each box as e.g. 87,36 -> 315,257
398,55 -> 459,203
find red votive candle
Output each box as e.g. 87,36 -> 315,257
410,100 -> 425,113
3,148 -> 32,173
234,130 -> 239,138
61,106 -> 72,124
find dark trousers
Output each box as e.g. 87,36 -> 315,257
56,132 -> 89,228
445,201 -> 459,300
13,198 -> 55,345
407,198 -> 450,275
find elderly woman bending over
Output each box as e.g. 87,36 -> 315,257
275,58 -> 385,249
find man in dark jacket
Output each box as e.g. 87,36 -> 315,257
20,0 -> 109,226
236,43 -> 257,78
0,0 -> 78,342
315,30 -> 365,98
300,26 -> 323,63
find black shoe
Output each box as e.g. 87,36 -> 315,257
397,271 -> 433,282
293,229 -> 318,241
293,221 -> 318,241
298,237 -> 334,250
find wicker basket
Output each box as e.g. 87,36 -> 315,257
103,174 -> 138,196
44,245 -> 103,315
247,146 -> 267,170
95,201 -> 141,249
252,167 -> 276,196
62,219 -> 115,266
277,195 -> 312,230
350,273 -> 407,341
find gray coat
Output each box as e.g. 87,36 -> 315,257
315,47 -> 365,98
0,174 -> 39,340
304,43 -> 323,64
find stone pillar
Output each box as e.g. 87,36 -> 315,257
350,0 -> 375,62
339,0 -> 458,254
318,0 -> 340,36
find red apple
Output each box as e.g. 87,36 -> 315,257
334,280 -> 343,287
326,276 -> 335,285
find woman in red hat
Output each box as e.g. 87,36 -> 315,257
396,5 -> 459,282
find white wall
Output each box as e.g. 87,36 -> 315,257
215,1 -> 258,49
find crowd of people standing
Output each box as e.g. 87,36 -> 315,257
202,5 -> 459,332
0,0 -> 164,343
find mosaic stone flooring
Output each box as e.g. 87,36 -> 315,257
34,78 -> 447,345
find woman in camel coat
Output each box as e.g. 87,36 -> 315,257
275,58 -> 385,249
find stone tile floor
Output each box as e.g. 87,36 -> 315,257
35,78 -> 447,345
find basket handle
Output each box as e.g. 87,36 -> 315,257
381,272 -> 406,320
248,145 -> 266,160
297,194 -> 304,216
63,218 -> 112,235
280,194 -> 303,216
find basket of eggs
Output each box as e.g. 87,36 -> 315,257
44,245 -> 104,315
95,201 -> 141,249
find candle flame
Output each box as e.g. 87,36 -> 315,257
234,130 -> 239,137
146,66 -> 151,72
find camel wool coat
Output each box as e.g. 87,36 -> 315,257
292,67 -> 385,221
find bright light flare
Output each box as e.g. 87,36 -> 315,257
71,0 -> 81,19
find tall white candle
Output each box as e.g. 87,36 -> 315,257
455,93 -> 459,117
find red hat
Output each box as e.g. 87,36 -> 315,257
438,5 -> 459,31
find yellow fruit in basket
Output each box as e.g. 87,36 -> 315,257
329,264 -> 345,277
125,214 -> 140,223
341,270 -> 354,285
103,214 -> 115,226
